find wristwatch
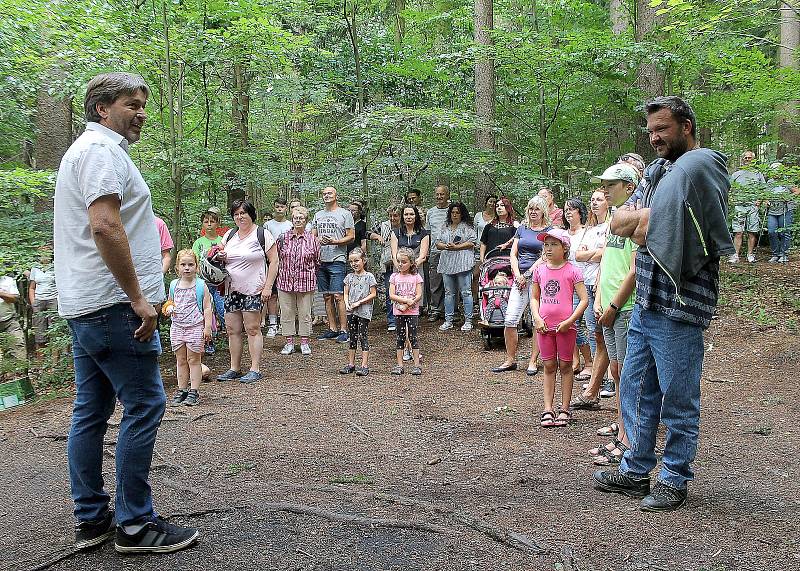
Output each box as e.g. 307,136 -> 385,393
610,302 -> 620,311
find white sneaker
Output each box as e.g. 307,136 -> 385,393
387,325 -> 396,332
439,321 -> 454,331
769,256 -> 779,263
280,343 -> 295,355
747,253 -> 756,263
727,254 -> 739,263
266,325 -> 278,338
779,255 -> 789,263
460,321 -> 473,331
300,343 -> 311,355
402,349 -> 412,362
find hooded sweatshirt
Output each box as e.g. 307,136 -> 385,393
635,148 -> 734,328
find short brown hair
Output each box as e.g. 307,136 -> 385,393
84,73 -> 150,123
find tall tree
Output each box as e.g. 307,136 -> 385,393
474,0 -> 496,206
634,0 -> 665,157
778,1 -> 799,158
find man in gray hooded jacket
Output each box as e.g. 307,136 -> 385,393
592,96 -> 734,512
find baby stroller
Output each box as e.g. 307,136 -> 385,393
477,250 -> 532,350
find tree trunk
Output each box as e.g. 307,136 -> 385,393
633,0 -> 666,159
163,2 -> 183,250
394,0 -> 406,48
33,70 -> 72,212
228,62 -> 250,209
474,0 -> 496,207
778,2 -> 799,159
610,0 -> 629,35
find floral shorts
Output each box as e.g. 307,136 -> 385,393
224,291 -> 264,313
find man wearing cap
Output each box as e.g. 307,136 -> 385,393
593,96 -> 733,512
587,162 -> 640,462
192,206 -> 226,351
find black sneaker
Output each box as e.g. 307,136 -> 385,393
640,481 -> 687,512
115,517 -> 199,554
183,390 -> 199,406
75,510 -> 116,550
593,469 -> 650,498
169,389 -> 188,406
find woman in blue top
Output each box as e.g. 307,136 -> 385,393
491,195 -> 551,374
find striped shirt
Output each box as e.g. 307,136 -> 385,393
276,230 -> 321,293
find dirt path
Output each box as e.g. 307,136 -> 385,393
1,263 -> 798,571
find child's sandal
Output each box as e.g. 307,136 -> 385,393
553,409 -> 574,427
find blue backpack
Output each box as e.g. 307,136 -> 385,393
168,278 -> 216,331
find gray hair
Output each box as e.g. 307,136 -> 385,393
644,96 -> 696,137
84,73 -> 150,123
523,196 -> 552,228
290,205 -> 309,220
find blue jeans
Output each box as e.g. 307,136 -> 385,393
442,270 -> 473,321
67,304 -> 167,525
572,292 -> 588,347
383,267 -> 395,327
767,210 -> 793,257
210,285 -> 225,330
619,305 -> 704,490
584,284 -> 598,354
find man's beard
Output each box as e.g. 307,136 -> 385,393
661,136 -> 690,161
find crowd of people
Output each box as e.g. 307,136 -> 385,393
34,71 -> 797,557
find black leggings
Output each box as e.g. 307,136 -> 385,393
347,314 -> 370,351
395,315 -> 419,349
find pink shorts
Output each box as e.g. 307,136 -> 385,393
170,322 -> 204,354
536,329 -> 577,362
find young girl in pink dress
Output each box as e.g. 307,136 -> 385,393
164,249 -> 213,406
529,229 -> 588,427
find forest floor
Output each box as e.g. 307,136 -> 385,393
1,259 -> 799,571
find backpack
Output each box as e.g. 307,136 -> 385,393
168,278 -> 217,331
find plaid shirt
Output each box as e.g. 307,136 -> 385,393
276,230 -> 321,293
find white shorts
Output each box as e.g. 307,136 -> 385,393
504,283 -> 532,327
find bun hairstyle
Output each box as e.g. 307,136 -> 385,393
174,248 -> 199,272
396,247 -> 418,274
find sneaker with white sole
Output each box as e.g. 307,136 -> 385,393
727,254 -> 739,264
114,517 -> 199,554
769,256 -> 779,263
300,343 -> 311,355
75,510 -> 116,550
266,325 -> 278,338
599,378 -> 616,398
439,321 -> 454,331
387,324 -> 396,332
461,321 -> 473,331
747,253 -> 756,263
402,349 -> 412,362
779,255 -> 788,263
280,343 -> 295,355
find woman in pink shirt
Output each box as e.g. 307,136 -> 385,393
215,200 -> 278,384
529,228 -> 588,428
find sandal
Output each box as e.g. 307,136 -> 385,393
540,410 -> 556,428
570,394 -> 600,410
553,409 -> 574,427
597,422 -> 620,437
592,447 -> 623,466
575,371 -> 592,381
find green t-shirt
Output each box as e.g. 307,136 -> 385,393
192,235 -> 223,260
598,232 -> 637,312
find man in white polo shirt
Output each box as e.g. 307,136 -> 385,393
54,72 -> 198,555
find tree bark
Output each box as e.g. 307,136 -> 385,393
633,0 -> 666,159
33,70 -> 72,212
778,2 -> 799,159
475,0 -> 495,208
163,2 -> 183,250
610,0 -> 629,35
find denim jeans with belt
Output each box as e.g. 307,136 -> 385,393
67,303 -> 166,525
619,305 -> 704,490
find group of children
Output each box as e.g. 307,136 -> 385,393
162,242 -> 426,407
